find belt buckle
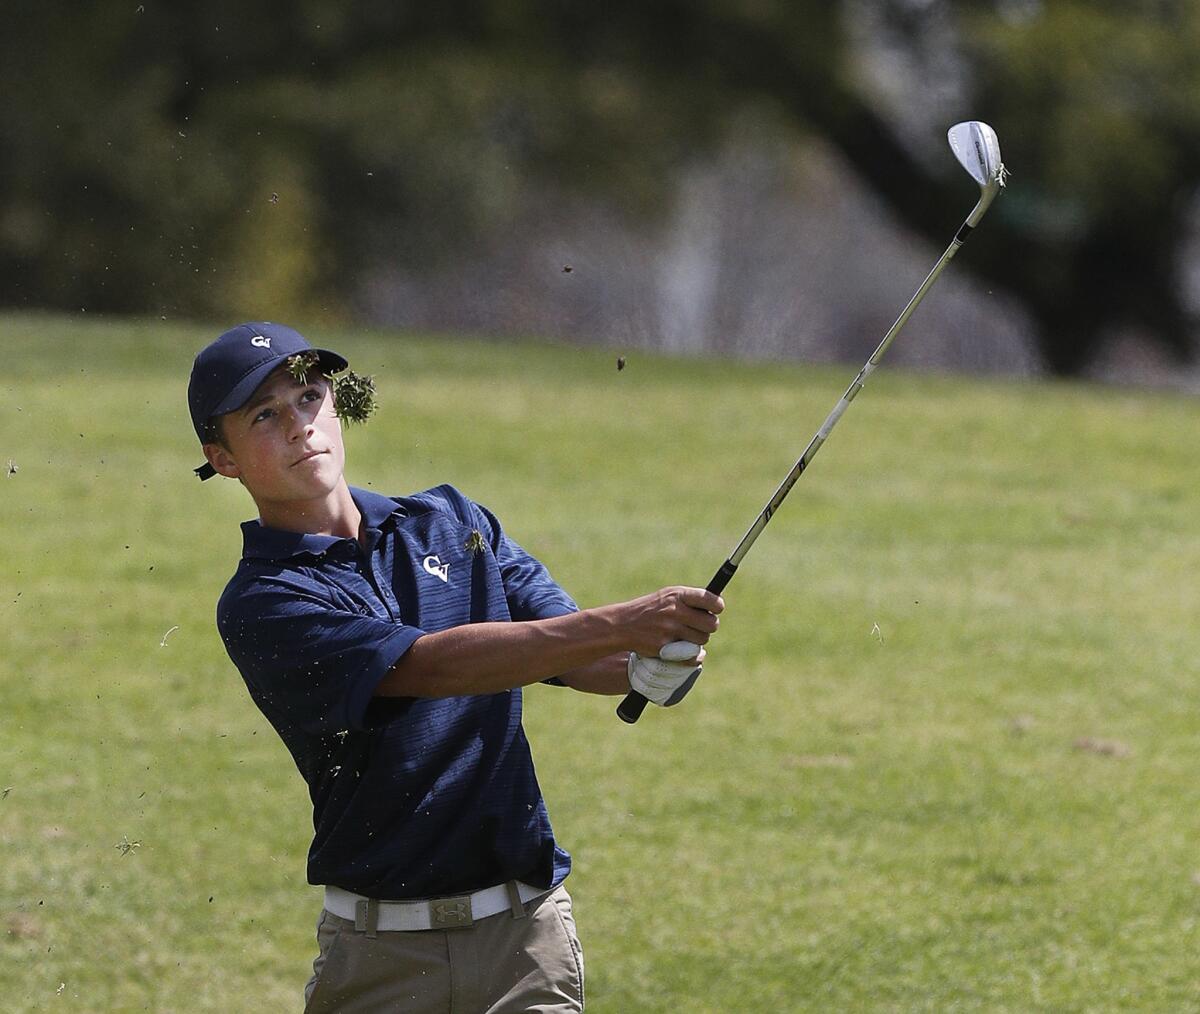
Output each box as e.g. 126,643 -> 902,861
429,894 -> 473,929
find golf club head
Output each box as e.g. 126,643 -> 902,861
948,121 -> 1005,227
948,121 -> 1003,188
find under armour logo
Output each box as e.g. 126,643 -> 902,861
422,555 -> 450,583
250,335 -> 271,348
430,898 -> 472,927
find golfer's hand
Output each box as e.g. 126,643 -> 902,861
619,586 -> 723,658
628,646 -> 706,708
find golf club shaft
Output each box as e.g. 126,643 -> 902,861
617,197 -> 993,725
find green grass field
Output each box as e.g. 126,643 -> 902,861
3,312 -> 1200,1012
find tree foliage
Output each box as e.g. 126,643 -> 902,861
1,1 -> 1197,372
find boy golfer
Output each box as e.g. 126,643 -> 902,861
187,322 -> 722,1012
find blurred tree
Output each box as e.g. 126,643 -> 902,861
0,0 -> 1196,373
872,0 -> 1200,371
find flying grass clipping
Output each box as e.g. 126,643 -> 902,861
285,351 -> 378,425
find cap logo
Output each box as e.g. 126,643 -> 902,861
250,335 -> 272,348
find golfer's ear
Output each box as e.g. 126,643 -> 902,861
203,442 -> 241,479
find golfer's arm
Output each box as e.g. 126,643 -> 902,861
552,653 -> 632,696
374,608 -> 628,699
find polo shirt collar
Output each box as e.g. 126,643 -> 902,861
352,486 -> 407,531
240,486 -> 407,561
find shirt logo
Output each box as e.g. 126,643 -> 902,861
250,335 -> 271,348
422,554 -> 450,583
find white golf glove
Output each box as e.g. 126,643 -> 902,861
628,642 -> 704,708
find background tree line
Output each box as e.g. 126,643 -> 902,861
2,0 -> 1198,376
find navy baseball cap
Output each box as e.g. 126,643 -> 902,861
188,321 -> 348,480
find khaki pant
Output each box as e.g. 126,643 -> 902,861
304,884 -> 584,1012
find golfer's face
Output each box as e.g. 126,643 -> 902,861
220,367 -> 346,502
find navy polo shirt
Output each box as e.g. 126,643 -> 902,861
216,484 -> 578,900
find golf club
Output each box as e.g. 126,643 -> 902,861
618,120 -> 1007,724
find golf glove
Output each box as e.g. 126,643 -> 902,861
628,646 -> 704,708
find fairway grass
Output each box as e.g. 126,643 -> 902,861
2,312 -> 1199,1011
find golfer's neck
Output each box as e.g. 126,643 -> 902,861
254,480 -> 361,541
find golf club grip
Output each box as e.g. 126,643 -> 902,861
616,561 -> 738,724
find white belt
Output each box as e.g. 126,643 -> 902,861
324,881 -> 548,933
